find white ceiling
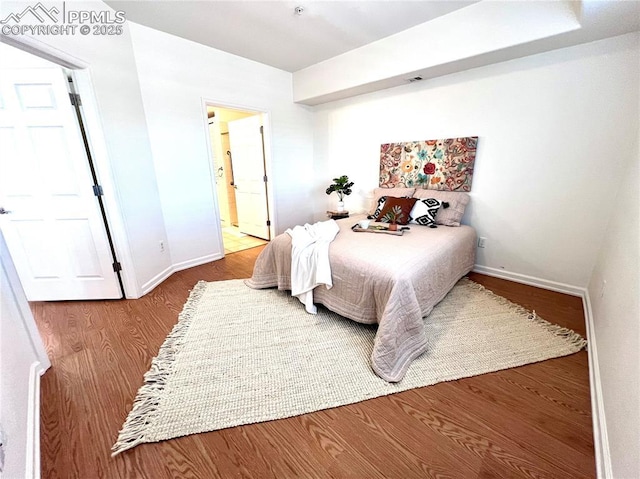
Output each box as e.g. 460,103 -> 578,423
106,1 -> 478,72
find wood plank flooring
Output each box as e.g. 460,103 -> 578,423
31,247 -> 595,478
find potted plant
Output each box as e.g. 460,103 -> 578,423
325,175 -> 354,212
383,205 -> 403,231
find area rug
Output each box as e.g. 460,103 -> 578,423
112,278 -> 586,455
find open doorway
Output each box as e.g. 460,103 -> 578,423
206,105 -> 270,254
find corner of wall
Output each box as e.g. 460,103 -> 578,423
473,262 -> 613,477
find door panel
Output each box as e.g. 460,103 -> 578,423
0,68 -> 121,300
15,220 -> 60,278
31,126 -> 80,193
227,115 -> 270,240
59,219 -> 104,277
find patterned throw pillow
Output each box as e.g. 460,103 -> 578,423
369,196 -> 388,219
412,189 -> 468,226
409,198 -> 443,226
375,197 -> 417,225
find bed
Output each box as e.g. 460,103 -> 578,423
246,211 -> 477,382
248,137 -> 479,382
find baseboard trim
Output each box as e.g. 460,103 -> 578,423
582,290 -> 612,478
140,265 -> 174,296
26,361 -> 45,479
472,265 -> 584,297
140,254 -> 223,296
172,253 -> 222,274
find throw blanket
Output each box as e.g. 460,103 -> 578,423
286,219 -> 340,314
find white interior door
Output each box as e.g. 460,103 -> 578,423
227,115 -> 270,240
0,68 -> 122,301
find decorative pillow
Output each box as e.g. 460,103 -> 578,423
409,198 -> 443,226
375,196 -> 417,225
412,190 -> 470,226
369,187 -> 415,216
370,196 -> 388,220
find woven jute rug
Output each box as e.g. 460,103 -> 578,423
112,278 -> 586,455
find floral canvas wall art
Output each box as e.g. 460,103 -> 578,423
379,137 -> 478,191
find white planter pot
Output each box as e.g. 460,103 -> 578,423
337,201 -> 345,212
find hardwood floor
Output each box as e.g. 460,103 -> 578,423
32,247 -> 594,478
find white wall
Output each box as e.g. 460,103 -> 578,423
0,230 -> 49,479
586,88 -> 640,478
0,1 -> 171,297
312,32 -> 640,290
129,24 -> 314,269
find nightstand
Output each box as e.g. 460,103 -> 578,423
327,210 -> 349,220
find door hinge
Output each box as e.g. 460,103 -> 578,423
263,175 -> 268,182
266,220 -> 271,227
92,185 -> 104,196
260,125 -> 264,134
69,93 -> 82,106
112,261 -> 122,272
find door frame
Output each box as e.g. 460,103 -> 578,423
1,35 -> 137,297
200,98 -> 276,254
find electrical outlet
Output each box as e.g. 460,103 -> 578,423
159,240 -> 165,253
477,237 -> 487,248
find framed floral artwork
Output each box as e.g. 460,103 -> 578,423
379,137 -> 478,191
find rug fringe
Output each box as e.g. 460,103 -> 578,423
460,278 -> 587,350
111,281 -> 208,456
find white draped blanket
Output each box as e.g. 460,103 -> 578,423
286,219 -> 340,314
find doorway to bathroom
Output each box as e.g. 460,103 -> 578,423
206,105 -> 270,254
